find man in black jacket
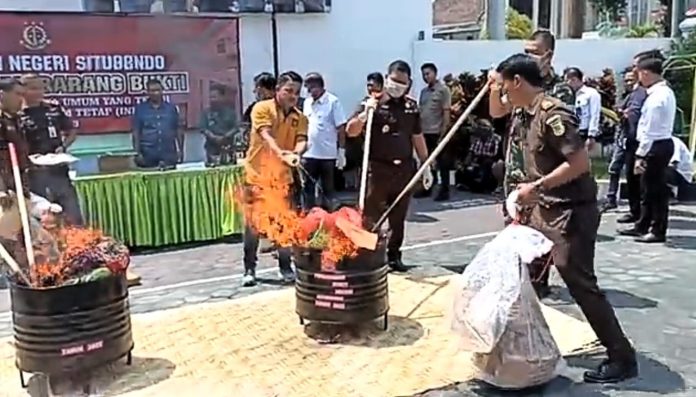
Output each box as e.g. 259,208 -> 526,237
601,67 -> 646,216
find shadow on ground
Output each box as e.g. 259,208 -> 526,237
303,315 -> 424,348
568,353 -> 687,395
550,288 -> 658,309
666,235 -> 696,250
408,353 -> 685,397
669,218 -> 696,231
25,356 -> 175,397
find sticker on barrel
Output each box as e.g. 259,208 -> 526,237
60,340 -> 104,356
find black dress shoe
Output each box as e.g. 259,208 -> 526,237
433,188 -> 450,202
387,259 -> 409,273
583,359 -> 638,384
617,226 -> 645,237
635,232 -> 666,243
616,214 -> 638,224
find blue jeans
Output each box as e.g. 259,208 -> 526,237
606,140 -> 627,201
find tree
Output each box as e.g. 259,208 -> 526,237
590,0 -> 627,21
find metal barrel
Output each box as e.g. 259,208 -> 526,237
10,275 -> 134,375
293,238 -> 389,325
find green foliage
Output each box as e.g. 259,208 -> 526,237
665,32 -> 696,128
626,24 -> 661,38
590,0 -> 627,21
479,8 -> 533,40
505,8 -> 533,39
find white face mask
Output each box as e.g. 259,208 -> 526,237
384,78 -> 409,98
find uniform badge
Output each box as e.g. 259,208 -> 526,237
382,125 -> 390,133
405,101 -> 412,109
546,114 -> 565,136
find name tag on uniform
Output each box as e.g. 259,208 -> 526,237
48,125 -> 58,138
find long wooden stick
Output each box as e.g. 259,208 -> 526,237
8,143 -> 34,268
372,84 -> 490,231
0,241 -> 30,286
358,107 -> 375,211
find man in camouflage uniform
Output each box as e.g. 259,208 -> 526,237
488,29 -> 574,297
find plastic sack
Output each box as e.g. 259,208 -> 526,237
451,223 -> 562,389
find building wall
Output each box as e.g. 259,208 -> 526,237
0,1 -> 675,174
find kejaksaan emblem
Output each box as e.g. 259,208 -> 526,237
20,22 -> 51,51
546,115 -> 565,136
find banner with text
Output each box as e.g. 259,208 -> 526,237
0,13 -> 241,134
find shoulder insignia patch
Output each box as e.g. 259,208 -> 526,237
540,99 -> 555,111
546,114 -> 564,136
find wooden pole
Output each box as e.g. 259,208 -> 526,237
8,143 -> 34,268
358,108 -> 375,211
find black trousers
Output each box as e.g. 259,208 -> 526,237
423,134 -> 451,191
363,161 -> 414,261
531,203 -> 635,363
301,157 -> 335,209
636,138 -> 674,238
29,167 -> 83,226
242,184 -> 297,272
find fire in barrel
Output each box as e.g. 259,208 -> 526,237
238,151 -> 389,330
1,206 -> 133,389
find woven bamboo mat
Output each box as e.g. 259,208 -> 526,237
0,275 -> 599,397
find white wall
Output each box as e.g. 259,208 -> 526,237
0,0 -> 82,11
239,0 -> 433,110
411,38 -> 671,93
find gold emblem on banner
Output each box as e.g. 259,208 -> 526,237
20,22 -> 51,51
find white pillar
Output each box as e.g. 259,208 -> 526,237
532,0 -> 540,29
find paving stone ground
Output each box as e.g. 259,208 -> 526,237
0,192 -> 694,397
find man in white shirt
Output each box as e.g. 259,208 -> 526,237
667,136 -> 694,199
618,57 -> 676,243
564,67 -> 602,151
302,73 -> 347,209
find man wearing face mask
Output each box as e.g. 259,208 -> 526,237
494,53 -> 637,384
489,29 -> 573,298
346,60 -> 431,273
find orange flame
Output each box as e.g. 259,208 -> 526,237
237,151 -> 359,270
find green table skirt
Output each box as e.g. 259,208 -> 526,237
75,166 -> 245,247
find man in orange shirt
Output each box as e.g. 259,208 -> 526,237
243,71 -> 308,287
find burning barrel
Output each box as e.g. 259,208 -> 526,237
10,274 -> 134,387
294,237 -> 389,330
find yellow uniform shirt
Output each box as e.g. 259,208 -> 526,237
245,99 -> 308,185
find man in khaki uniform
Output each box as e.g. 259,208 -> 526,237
417,63 -> 451,201
494,53 -> 637,384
